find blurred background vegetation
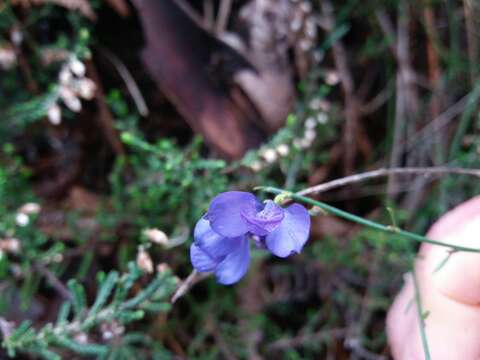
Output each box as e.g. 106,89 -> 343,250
0,0 -> 479,358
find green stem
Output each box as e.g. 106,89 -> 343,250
258,186 -> 480,253
412,268 -> 431,360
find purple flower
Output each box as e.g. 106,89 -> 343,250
190,191 -> 310,285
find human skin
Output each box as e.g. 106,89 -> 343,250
387,196 -> 480,359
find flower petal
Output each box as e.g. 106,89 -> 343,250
215,237 -> 250,285
190,243 -> 219,272
194,217 -> 239,258
265,204 -> 310,258
243,200 -> 285,236
205,191 -> 260,237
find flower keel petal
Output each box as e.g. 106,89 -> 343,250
194,217 -> 240,258
215,237 -> 250,285
190,243 -> 220,272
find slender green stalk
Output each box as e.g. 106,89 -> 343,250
412,269 -> 431,360
257,186 -> 480,253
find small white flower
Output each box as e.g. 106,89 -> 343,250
309,98 -> 322,110
144,228 -> 169,246
290,18 -> 303,32
261,149 -> 278,163
325,70 -> 340,85
0,47 -> 16,69
293,138 -> 303,149
300,138 -> 312,148
300,1 -> 312,13
305,117 -> 317,129
304,129 -> 316,141
137,248 -> 154,274
10,29 -> 23,45
316,112 -> 328,124
70,58 -> 86,77
15,213 -> 29,227
47,104 -> 62,125
276,144 -> 289,156
305,18 -> 317,38
299,39 -> 312,51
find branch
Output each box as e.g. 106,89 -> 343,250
257,187 -> 480,253
296,167 -> 480,196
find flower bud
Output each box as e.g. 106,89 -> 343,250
137,248 -> 154,273
47,104 -> 62,125
276,144 -> 289,156
77,78 -> 96,100
144,228 -> 169,246
261,149 -> 277,163
15,213 -> 29,227
19,203 -> 41,215
70,58 -> 86,77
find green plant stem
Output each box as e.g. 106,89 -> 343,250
412,268 -> 431,360
258,186 -> 480,253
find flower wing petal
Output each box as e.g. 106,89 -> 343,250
194,217 -> 239,258
215,237 -> 250,285
190,243 -> 219,272
206,191 -> 259,237
265,204 -> 310,258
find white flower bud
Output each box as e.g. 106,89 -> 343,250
10,29 -> 23,45
299,39 -> 312,51
261,149 -> 277,163
137,248 -> 154,273
305,18 -> 317,39
300,2 -> 312,13
47,104 -> 62,125
59,67 -> 72,85
250,161 -> 263,172
15,213 -> 29,227
19,202 -> 41,215
325,71 -> 340,85
156,263 -> 170,273
305,117 -> 317,129
276,144 -> 289,156
144,228 -> 169,246
290,18 -> 303,32
0,47 -> 16,69
304,129 -> 316,141
60,86 -> 82,112
70,58 -> 86,77
0,238 -> 20,253
77,78 -> 96,100
316,112 -> 328,124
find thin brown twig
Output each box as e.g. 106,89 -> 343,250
170,270 -> 210,304
34,262 -> 73,301
99,48 -> 149,117
297,167 -> 480,197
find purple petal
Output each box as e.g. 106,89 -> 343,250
243,200 -> 284,236
215,237 -> 250,285
190,243 -> 219,272
194,217 -> 240,258
205,191 -> 260,237
265,204 -> 310,258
